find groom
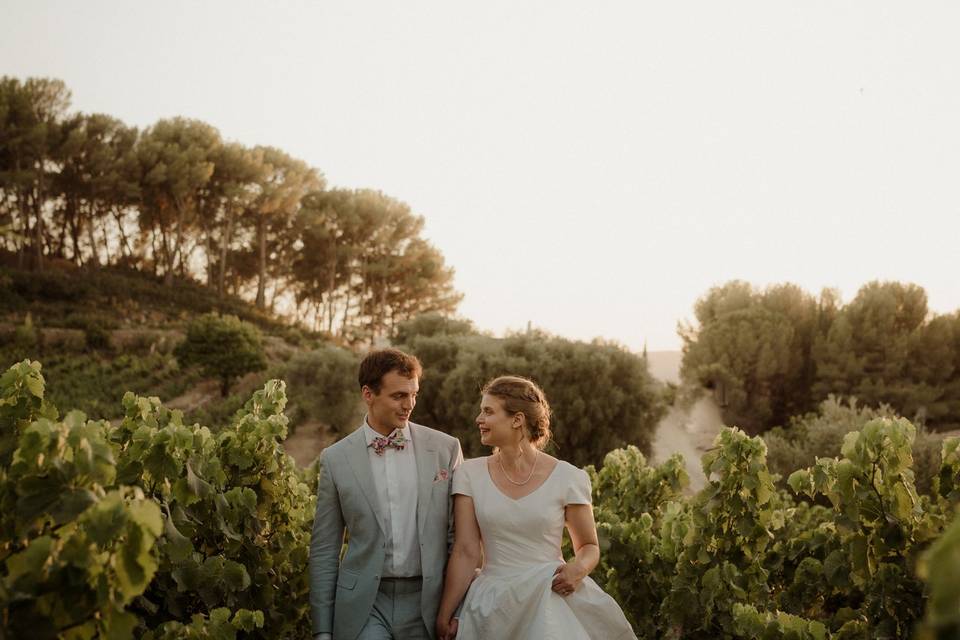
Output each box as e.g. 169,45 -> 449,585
310,348 -> 463,640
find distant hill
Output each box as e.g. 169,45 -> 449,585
646,350 -> 682,384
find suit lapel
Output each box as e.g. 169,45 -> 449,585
411,424 -> 438,540
344,428 -> 387,538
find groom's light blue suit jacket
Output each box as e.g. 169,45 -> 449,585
309,421 -> 463,640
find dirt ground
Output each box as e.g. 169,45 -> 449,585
646,351 -> 723,493
282,421 -> 333,467
650,396 -> 724,493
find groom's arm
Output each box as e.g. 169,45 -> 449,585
446,439 -> 464,553
309,449 -> 345,637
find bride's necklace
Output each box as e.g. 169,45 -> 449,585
497,449 -> 538,486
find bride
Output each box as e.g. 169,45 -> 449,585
436,376 -> 636,640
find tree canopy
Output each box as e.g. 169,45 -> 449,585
173,313 -> 267,397
681,280 -> 960,433
394,317 -> 666,468
0,76 -> 461,344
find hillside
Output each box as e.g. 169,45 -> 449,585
0,262 -> 672,469
0,263 -> 328,452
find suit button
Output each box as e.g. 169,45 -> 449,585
374,574 -> 379,579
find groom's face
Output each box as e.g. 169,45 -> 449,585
363,370 -> 419,434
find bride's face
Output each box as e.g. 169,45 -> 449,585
476,393 -> 520,447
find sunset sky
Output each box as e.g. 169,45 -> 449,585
3,1 -> 959,350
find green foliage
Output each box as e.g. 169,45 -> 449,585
284,344 -> 362,435
731,603 -> 829,640
2,73 -> 463,343
680,282 -> 823,434
2,351 -> 200,421
933,436 -> 960,506
398,327 -> 666,469
114,381 -> 314,637
0,362 -> 162,639
12,313 -> 39,353
589,417 -> 959,639
915,510 -> 960,639
0,265 -> 295,337
3,358 -> 957,639
392,312 -> 477,345
765,396 -> 946,496
682,280 -> 960,434
175,313 -> 267,397
813,283 -> 959,429
0,360 -> 315,638
662,428 -> 782,637
80,319 -> 113,351
585,448 -> 688,636
143,607 -> 265,640
785,417 -> 934,638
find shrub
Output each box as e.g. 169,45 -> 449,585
284,345 -> 362,435
174,314 -> 266,397
765,396 -> 947,495
12,313 -> 39,354
398,330 -> 666,469
84,323 -> 112,351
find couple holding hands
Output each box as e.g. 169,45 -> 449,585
309,348 -> 635,640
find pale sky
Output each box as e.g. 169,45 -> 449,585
3,1 -> 959,350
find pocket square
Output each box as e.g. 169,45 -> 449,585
433,469 -> 450,482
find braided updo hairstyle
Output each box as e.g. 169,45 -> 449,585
481,375 -> 552,450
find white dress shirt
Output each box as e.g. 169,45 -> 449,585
362,420 -> 422,577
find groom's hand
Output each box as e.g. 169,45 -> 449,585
551,561 -> 586,596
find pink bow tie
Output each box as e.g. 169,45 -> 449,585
370,431 -> 408,456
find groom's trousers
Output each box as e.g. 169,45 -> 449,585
356,576 -> 431,640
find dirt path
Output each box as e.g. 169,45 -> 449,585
165,379 -> 222,412
650,396 -> 724,493
282,421 -> 333,467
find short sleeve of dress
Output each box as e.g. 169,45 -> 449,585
451,461 -> 472,497
564,466 -> 592,505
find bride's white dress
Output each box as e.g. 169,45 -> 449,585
452,457 -> 637,640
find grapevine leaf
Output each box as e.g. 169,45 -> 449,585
5,535 -> 53,588
114,519 -> 157,603
128,500 -> 163,538
50,488 -> 99,525
787,469 -> 810,496
61,620 -> 98,640
24,374 -> 44,398
222,559 -> 251,591
232,609 -> 265,631
102,607 -> 138,640
163,516 -> 194,563
83,493 -> 128,546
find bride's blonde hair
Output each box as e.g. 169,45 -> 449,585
481,375 -> 552,450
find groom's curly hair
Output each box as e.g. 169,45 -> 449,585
359,348 -> 423,393
482,375 -> 553,450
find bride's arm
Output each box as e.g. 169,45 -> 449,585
552,504 -> 600,595
437,494 -> 482,635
